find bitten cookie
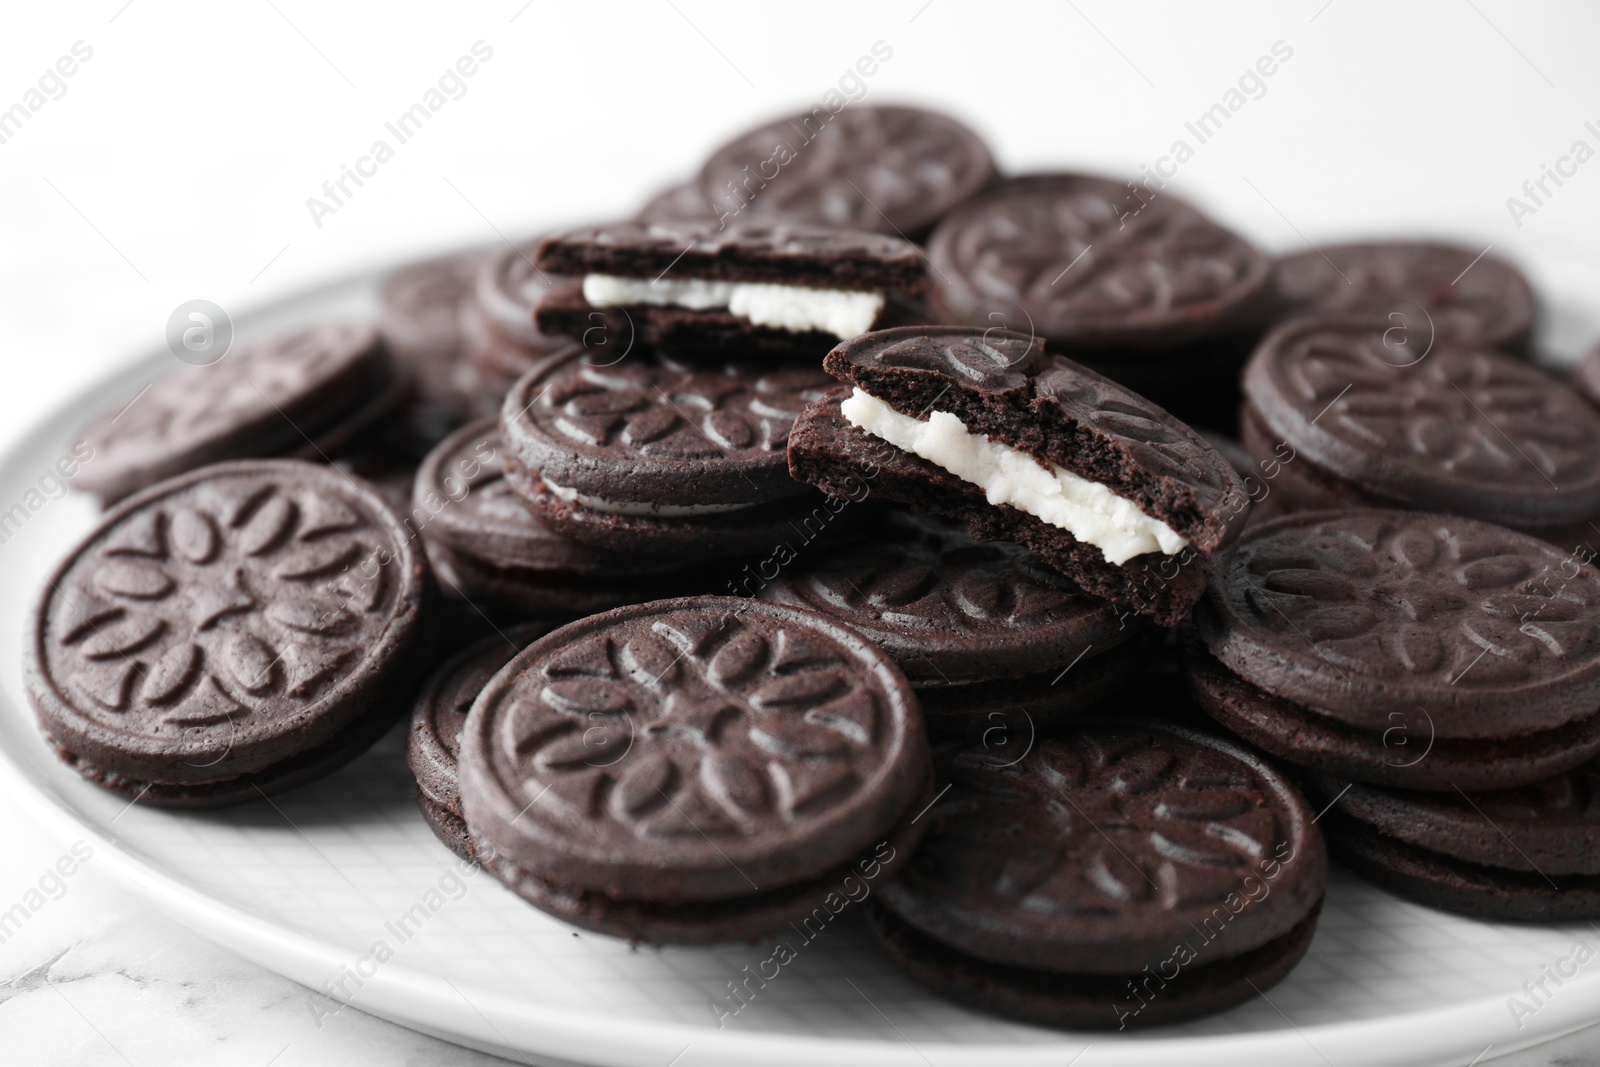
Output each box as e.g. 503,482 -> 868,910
458,596 -> 932,944
788,326 -> 1251,625
74,324 -> 406,505
407,623 -> 553,858
869,721 -> 1327,1029
1185,509 -> 1600,791
499,350 -> 838,562
26,459 -> 431,806
1306,765 -> 1600,921
762,511 -> 1150,736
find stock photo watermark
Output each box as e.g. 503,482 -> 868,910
1128,40 -> 1295,209
706,40 -> 895,228
1506,940 -> 1596,1029
166,299 -> 233,366
1505,119 -> 1600,229
306,41 -> 496,229
0,40 -> 95,147
0,441 -> 96,548
308,854 -> 486,1029
0,840 -> 95,946
1112,838 -> 1303,1029
724,467 -> 875,598
708,839 -> 898,1028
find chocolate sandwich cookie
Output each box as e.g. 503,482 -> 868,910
459,596 -> 932,944
1274,241 -> 1537,355
696,104 -> 996,239
408,622 -> 553,858
788,326 -> 1251,626
26,459 -> 431,807
1185,509 -> 1600,791
762,512 -> 1149,736
75,324 -> 407,505
1241,317 -> 1600,546
461,241 -> 581,405
869,722 -> 1327,1029
414,416 -> 697,616
500,350 -> 839,562
533,221 -> 928,358
1307,766 -> 1600,921
924,173 -> 1273,421
928,174 -> 1274,351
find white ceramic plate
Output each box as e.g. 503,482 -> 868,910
2,258 -> 1599,1067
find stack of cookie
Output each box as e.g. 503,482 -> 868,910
1185,510 -> 1600,920
457,241 -> 577,407
30,99 -> 1600,1034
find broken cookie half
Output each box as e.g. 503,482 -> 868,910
533,220 -> 927,359
789,326 -> 1251,625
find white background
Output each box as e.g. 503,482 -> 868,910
3,1 -> 1600,1063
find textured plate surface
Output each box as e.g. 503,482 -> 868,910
3,263 -> 1600,1067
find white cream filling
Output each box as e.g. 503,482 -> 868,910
582,274 -> 884,340
543,477 -> 757,518
839,388 -> 1189,566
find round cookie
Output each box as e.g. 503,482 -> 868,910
926,173 -> 1275,352
459,596 -> 932,943
499,350 -> 837,561
26,459 -> 431,806
1273,241 -> 1537,355
1241,316 -> 1600,541
74,324 -> 406,505
413,417 -> 697,616
461,241 -> 581,401
407,622 -> 553,858
870,722 -> 1327,1029
1187,509 -> 1600,790
696,104 -> 996,238
762,511 -> 1149,736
